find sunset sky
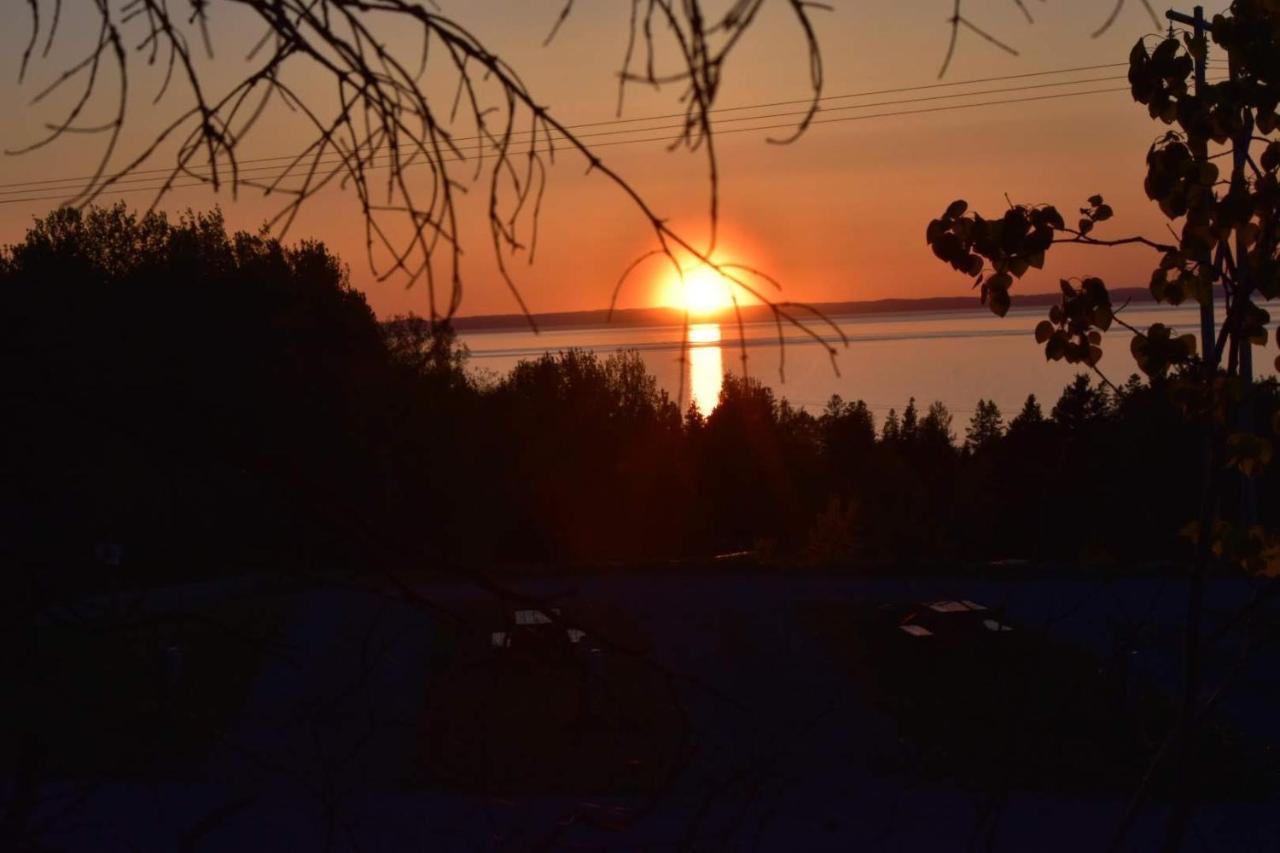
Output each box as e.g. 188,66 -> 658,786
0,1 -> 1233,319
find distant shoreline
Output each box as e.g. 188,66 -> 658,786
447,287 -> 1155,332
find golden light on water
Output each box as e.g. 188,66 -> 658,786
688,323 -> 723,416
688,323 -> 721,345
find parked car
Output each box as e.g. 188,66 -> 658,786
878,599 -> 1014,639
489,607 -> 590,653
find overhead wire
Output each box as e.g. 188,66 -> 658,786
0,72 -> 1145,198
0,62 -> 1141,193
0,64 -> 1231,207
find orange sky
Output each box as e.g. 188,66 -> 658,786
0,1 -> 1232,318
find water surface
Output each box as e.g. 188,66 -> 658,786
461,304 -> 1259,421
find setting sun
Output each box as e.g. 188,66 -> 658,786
672,265 -> 734,316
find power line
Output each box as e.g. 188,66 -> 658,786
3,78 -> 1229,208
0,85 -> 1197,206
3,78 -> 1233,208
0,72 -> 1144,198
0,60 -> 1215,195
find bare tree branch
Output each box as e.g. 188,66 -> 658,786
13,0 -> 829,332
1091,0 -> 1161,39
938,0 -> 1023,79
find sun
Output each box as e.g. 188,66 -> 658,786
674,265 -> 734,316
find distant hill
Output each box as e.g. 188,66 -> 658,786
447,287 -> 1156,332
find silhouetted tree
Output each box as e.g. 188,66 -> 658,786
920,401 -> 956,450
820,394 -> 877,493
699,376 -> 799,549
1051,374 -> 1113,434
881,408 -> 901,443
19,201 -> 1275,575
899,398 -> 920,444
2,204 -> 420,577
965,399 -> 1005,454
1008,394 -> 1046,436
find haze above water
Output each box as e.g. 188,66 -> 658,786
461,304 -> 1262,421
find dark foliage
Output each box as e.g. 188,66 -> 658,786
1,205 -> 470,583
9,206 -> 1280,579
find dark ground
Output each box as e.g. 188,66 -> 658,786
7,571 -> 1280,851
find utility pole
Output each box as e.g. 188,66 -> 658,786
1166,6 -> 1216,364
1161,12 -> 1216,853
1167,6 -> 1259,524
1231,65 -> 1259,527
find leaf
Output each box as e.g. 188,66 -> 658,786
1131,335 -> 1151,373
1094,204 -> 1114,222
945,200 -> 968,220
925,219 -> 944,245
988,289 -> 1011,318
1095,304 -> 1114,332
1079,219 -> 1094,236
1261,141 -> 1280,173
1035,320 -> 1054,343
1088,194 -> 1104,207
1152,37 -> 1180,69
1082,277 -> 1110,303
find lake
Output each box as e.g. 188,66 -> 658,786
460,303 -> 1259,422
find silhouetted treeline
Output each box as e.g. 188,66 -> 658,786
6,206 -> 1280,582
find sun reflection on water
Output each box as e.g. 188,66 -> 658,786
688,323 -> 723,417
